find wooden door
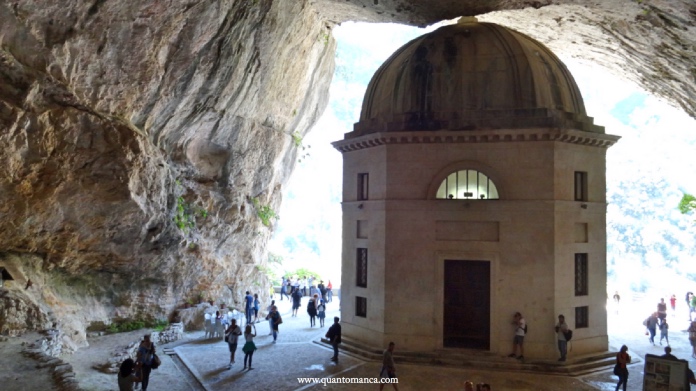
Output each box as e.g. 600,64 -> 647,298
443,260 -> 490,349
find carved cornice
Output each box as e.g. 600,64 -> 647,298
332,128 -> 621,152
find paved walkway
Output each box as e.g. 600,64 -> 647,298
164,296 -> 696,390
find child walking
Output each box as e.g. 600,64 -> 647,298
242,324 -> 257,370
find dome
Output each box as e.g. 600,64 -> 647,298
350,19 -> 603,138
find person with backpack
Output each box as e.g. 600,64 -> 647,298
317,299 -> 326,327
326,317 -> 342,363
644,312 -> 659,345
307,294 -> 318,327
224,319 -> 242,369
555,314 -> 570,362
266,305 -> 282,343
508,312 -> 526,360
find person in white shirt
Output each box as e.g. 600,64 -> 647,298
508,312 -> 526,360
224,319 -> 242,369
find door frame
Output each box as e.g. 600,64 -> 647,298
435,251 -> 500,352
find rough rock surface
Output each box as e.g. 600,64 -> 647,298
0,0 -> 694,353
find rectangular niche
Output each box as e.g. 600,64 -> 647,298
574,223 -> 588,243
357,220 -> 368,239
356,296 -> 367,318
358,173 -> 369,201
356,248 -> 368,288
436,221 -> 499,242
574,253 -> 588,296
575,306 -> 589,328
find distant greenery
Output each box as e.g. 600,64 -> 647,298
106,319 -> 169,334
285,268 -> 322,280
678,193 -> 696,214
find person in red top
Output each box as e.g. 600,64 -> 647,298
670,294 -> 677,313
615,345 -> 631,391
327,280 -> 333,303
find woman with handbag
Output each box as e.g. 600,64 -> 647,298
614,345 -> 631,391
136,334 -> 156,391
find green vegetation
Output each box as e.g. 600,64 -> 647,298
107,320 -> 145,333
172,181 -> 208,234
678,193 -> 696,214
152,319 -> 169,332
318,31 -> 330,46
252,197 -> 278,227
289,131 -> 311,163
106,319 -> 169,334
291,131 -> 304,148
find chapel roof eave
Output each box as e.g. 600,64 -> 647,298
332,128 -> 621,153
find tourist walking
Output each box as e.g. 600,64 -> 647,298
508,312 -> 526,360
292,287 -> 303,317
135,334 -> 156,391
688,321 -> 696,358
657,298 -> 667,321
307,294 -> 318,327
242,324 -> 257,370
555,314 -> 569,362
614,345 -> 631,391
687,292 -> 694,321
292,277 -> 300,294
644,312 -> 658,345
253,293 -> 260,323
317,299 -> 326,327
266,300 -> 276,335
117,358 -> 142,391
318,280 -> 327,302
379,342 -> 399,391
280,277 -> 289,301
267,305 -> 282,343
301,277 -> 308,296
327,280 -> 333,302
244,291 -> 254,325
326,317 -> 342,363
225,319 -> 242,369
670,294 -> 677,315
659,318 -> 669,345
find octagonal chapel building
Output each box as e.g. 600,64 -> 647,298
332,18 -> 621,359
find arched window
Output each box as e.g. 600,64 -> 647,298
435,170 -> 499,200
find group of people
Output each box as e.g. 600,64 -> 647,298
507,312 -> 572,362
280,276 -> 333,303
643,309 -> 670,346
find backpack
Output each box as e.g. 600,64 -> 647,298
564,329 -> 573,341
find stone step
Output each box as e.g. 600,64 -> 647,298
318,337 -> 619,376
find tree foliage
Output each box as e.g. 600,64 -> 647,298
678,193 -> 696,214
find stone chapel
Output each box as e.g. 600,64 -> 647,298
332,18 -> 620,359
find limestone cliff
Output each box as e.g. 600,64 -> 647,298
0,0 -> 694,349
0,0 -> 334,347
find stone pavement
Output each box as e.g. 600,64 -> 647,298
164,296 -> 696,390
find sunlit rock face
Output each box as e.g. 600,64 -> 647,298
0,0 -> 694,347
0,0 -> 334,345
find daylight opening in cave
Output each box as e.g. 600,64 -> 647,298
269,21 -> 696,315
